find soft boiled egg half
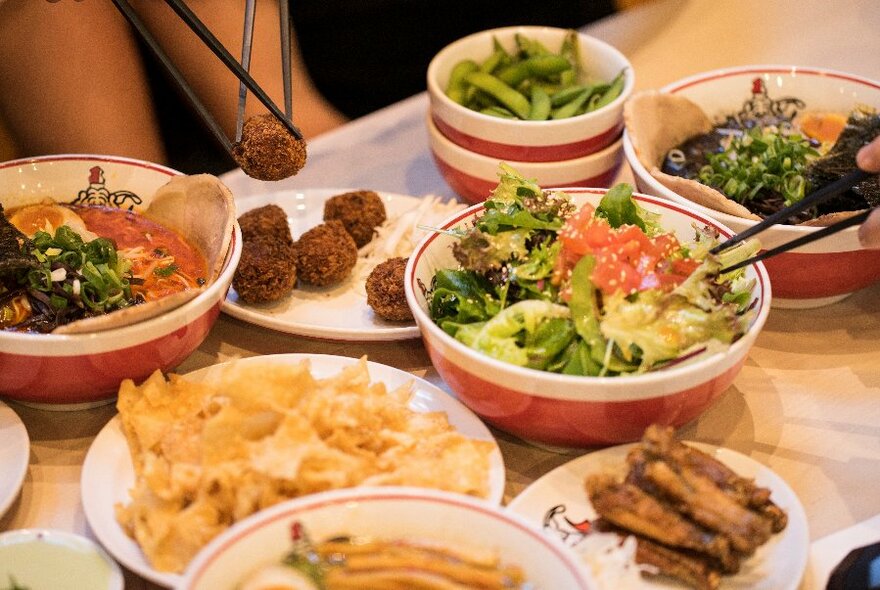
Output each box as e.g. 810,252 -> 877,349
8,203 -> 99,242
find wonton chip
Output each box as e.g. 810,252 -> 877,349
114,357 -> 494,573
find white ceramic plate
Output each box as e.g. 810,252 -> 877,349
222,188 -> 428,341
0,400 -> 29,518
507,442 -> 809,590
81,354 -> 506,588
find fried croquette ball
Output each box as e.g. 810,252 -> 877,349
323,190 -> 387,248
365,257 -> 412,321
232,239 -> 297,303
294,220 -> 357,286
232,114 -> 307,181
238,204 -> 293,246
232,204 -> 297,303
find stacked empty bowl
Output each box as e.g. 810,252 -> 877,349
427,26 -> 634,203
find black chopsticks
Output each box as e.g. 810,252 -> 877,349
111,0 -> 234,154
112,0 -> 303,153
234,0 -> 257,143
712,168 -> 874,274
162,0 -> 303,141
719,208 -> 871,274
279,0 -> 292,120
711,168 -> 870,255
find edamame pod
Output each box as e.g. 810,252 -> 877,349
515,33 -> 552,57
550,84 -> 596,107
498,55 -> 571,87
465,71 -> 531,119
528,86 -> 551,120
590,69 -> 626,110
480,106 -> 518,119
445,59 -> 479,104
559,30 -> 582,75
551,88 -> 589,119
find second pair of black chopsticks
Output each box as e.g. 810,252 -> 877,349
712,168 -> 872,274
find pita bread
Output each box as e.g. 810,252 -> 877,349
144,174 -> 236,284
51,174 -> 236,334
624,90 -> 714,171
650,168 -> 762,220
798,208 -> 869,227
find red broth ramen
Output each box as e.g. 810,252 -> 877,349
73,205 -> 207,301
1,203 -> 206,332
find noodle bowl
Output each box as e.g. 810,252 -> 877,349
180,487 -> 596,590
0,155 -> 240,406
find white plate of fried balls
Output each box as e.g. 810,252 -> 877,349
222,188 -> 443,341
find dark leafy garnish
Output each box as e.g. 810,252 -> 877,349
805,107 -> 880,209
0,204 -> 37,276
0,212 -> 136,332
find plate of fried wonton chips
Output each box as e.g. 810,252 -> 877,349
81,354 -> 504,587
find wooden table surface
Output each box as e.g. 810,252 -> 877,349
3,1 -> 880,588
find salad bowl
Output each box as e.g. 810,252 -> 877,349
624,65 -> 880,308
405,183 -> 771,448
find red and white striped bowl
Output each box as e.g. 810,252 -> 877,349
405,188 -> 771,448
0,155 -> 241,407
427,26 -> 633,162
428,113 -> 624,204
179,487 -> 596,590
624,65 -> 880,308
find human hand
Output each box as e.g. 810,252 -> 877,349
857,136 -> 880,248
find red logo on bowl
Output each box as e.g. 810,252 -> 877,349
72,166 -> 143,209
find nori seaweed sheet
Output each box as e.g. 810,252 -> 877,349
0,204 -> 37,276
806,108 -> 880,212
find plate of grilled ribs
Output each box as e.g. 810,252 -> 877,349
507,425 -> 809,590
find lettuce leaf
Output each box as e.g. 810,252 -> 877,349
463,299 -> 574,369
595,183 -> 661,235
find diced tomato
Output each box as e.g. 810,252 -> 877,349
556,202 -> 698,298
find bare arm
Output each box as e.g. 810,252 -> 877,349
0,0 -> 167,162
128,0 -> 347,141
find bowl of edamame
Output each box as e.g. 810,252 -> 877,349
427,26 -> 633,163
428,112 -> 624,203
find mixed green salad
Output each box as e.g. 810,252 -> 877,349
427,165 -> 760,376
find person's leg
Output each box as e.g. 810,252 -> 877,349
0,0 -> 167,163
129,0 -> 346,141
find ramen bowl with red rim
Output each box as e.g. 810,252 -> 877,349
404,188 -> 771,448
623,65 -> 880,308
427,26 -> 633,163
179,487 -> 596,590
428,113 -> 624,204
0,155 -> 241,408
